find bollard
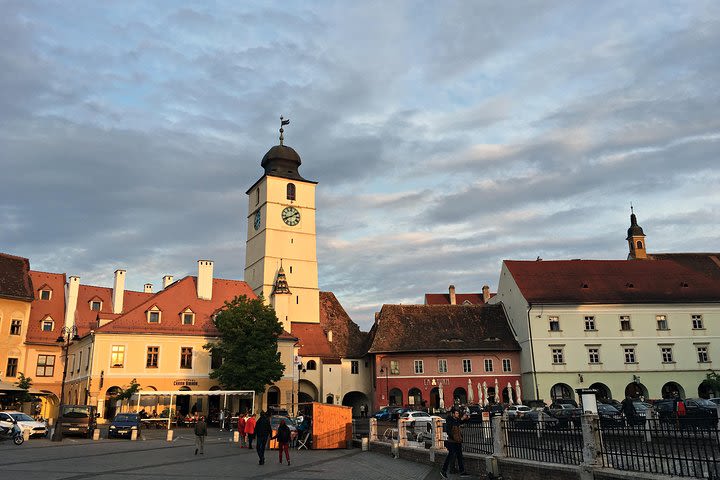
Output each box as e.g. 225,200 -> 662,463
131,429 -> 138,441
391,440 -> 399,458
397,419 -> 408,447
23,429 -> 30,441
93,429 -> 100,441
166,429 -> 174,442
362,437 -> 369,451
369,418 -> 378,442
233,431 -> 239,443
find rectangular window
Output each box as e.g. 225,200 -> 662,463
484,359 -> 493,372
584,316 -> 596,331
351,360 -> 359,374
180,347 -> 193,369
414,360 -> 424,374
77,351 -> 82,373
182,313 -> 194,325
91,301 -> 101,311
502,359 -> 512,372
70,355 -> 75,373
40,290 -> 51,300
620,315 -> 632,331
552,348 -> 564,364
624,347 -> 636,364
697,346 -> 709,363
111,345 -> 125,368
86,347 -> 90,371
5,358 -> 18,377
148,311 -> 160,323
463,359 -> 473,373
588,348 -> 600,364
390,360 -> 399,375
146,346 -> 159,368
10,319 -> 21,335
438,359 -> 448,373
36,355 -> 55,377
656,315 -> 668,330
549,316 -> 560,331
661,347 -> 674,363
211,350 -> 222,370
692,314 -> 704,329
42,320 -> 53,331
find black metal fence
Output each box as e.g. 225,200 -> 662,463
599,418 -> 720,478
503,421 -> 583,465
462,421 -> 494,455
352,418 -> 370,439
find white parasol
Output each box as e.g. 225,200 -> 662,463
507,382 -> 514,405
515,380 -> 522,405
438,382 -> 445,409
467,379 -> 474,404
483,381 -> 489,406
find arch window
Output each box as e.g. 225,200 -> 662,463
286,183 -> 296,201
636,241 -> 643,249
306,360 -> 317,370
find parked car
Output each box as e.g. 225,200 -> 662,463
596,404 -> 624,427
506,405 -> 532,419
485,404 -> 505,417
373,407 -> 395,421
108,413 -> 141,438
548,403 -> 582,428
0,411 -> 47,437
513,411 -> 560,429
709,398 -> 720,406
399,410 -> 443,436
655,398 -> 718,428
467,404 -> 484,423
58,405 -> 98,438
390,407 -> 412,420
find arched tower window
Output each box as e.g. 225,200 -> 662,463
636,241 -> 643,249
287,183 -> 296,201
306,360 -> 317,370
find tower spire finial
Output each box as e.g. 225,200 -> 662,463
279,116 -> 290,146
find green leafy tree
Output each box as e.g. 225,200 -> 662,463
705,370 -> 720,396
114,378 -> 141,402
15,372 -> 34,403
204,295 -> 285,392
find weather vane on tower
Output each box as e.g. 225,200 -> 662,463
279,116 -> 290,146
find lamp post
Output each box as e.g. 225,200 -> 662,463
51,324 -> 80,442
379,365 -> 389,407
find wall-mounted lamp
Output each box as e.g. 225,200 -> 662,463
578,373 -> 584,383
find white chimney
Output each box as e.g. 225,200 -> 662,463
449,284 -> 456,305
197,260 -> 214,300
144,283 -> 153,293
162,275 -> 174,289
112,270 -> 126,314
482,285 -> 491,303
65,276 -> 80,329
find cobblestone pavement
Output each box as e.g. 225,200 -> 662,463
0,429 -> 449,479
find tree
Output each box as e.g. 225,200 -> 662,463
204,295 -> 285,393
705,370 -> 720,396
15,372 -> 34,403
114,378 -> 140,402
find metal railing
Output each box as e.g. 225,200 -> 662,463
503,419 -> 584,465
599,417 -> 720,478
352,418 -> 370,439
461,421 -> 494,455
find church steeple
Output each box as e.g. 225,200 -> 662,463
626,206 -> 647,260
272,265 -> 291,295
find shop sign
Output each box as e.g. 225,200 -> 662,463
173,379 -> 199,386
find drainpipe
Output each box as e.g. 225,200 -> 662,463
527,303 -> 540,401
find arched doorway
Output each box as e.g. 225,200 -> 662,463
661,382 -> 685,399
698,380 -> 718,399
624,382 -> 648,400
104,386 -> 122,419
266,386 -> 280,408
40,392 -> 59,419
550,383 -> 574,402
408,388 -> 422,408
325,394 -> 334,404
502,386 -> 517,404
176,386 -> 192,416
429,387 -> 440,410
453,387 -> 467,405
487,387 -> 496,404
389,388 -> 402,407
299,379 -> 318,407
589,383 -> 612,402
342,391 -> 371,417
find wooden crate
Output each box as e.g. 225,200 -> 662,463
310,402 -> 352,450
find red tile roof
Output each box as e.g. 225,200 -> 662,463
95,276 -> 256,336
504,257 -> 720,304
75,284 -> 152,336
292,322 -> 334,358
424,293 -> 495,305
0,253 -> 33,302
27,271 -> 66,345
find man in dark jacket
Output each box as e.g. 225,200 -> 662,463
441,407 -> 470,478
254,411 -> 272,465
194,416 -> 208,455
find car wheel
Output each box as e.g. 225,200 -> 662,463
14,435 -> 24,446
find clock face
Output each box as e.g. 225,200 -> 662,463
282,206 -> 300,226
254,210 -> 261,230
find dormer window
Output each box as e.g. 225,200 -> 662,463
181,308 -> 195,325
90,300 -> 102,311
40,289 -> 51,300
41,318 -> 54,332
147,305 -> 162,324
286,183 -> 296,201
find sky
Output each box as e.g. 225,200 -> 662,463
2,1 -> 720,330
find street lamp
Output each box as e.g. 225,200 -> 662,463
379,365 -> 389,407
51,324 -> 80,442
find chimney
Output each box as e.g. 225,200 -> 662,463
197,260 -> 214,300
112,270 -> 126,314
449,285 -> 456,305
144,283 -> 153,293
327,330 -> 333,343
482,285 -> 491,303
162,275 -> 174,289
65,276 -> 80,329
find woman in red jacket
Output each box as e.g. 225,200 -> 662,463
245,412 -> 257,449
237,412 -> 247,448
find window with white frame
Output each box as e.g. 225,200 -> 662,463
390,360 -> 399,374
463,359 -> 472,373
90,300 -> 102,311
502,358 -> 511,372
656,315 -> 668,330
624,347 -> 636,363
111,346 -> 125,367
584,316 -> 596,331
661,346 -> 674,363
40,289 -> 52,300
180,347 -> 193,369
36,355 -> 55,377
588,347 -> 600,364
620,315 -> 632,331
692,314 -> 704,329
147,306 -> 161,324
181,310 -> 194,325
41,318 -> 54,331
696,345 -> 709,363
549,316 -> 560,331
483,359 -> 493,372
438,359 -> 448,373
146,346 -> 159,368
10,319 -> 21,335
552,348 -> 564,364
414,360 -> 424,374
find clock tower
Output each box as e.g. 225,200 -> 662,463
244,121 -> 319,332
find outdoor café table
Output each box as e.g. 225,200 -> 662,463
141,418 -> 170,429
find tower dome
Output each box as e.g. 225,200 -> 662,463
260,144 -> 308,181
626,212 -> 645,238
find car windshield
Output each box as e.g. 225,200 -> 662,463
270,416 -> 296,429
633,403 -> 648,411
692,399 -> 716,407
114,414 -> 138,422
9,413 -> 34,422
62,406 -> 90,418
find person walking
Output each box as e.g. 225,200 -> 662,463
194,416 -> 208,455
272,419 -> 292,465
440,407 -> 470,478
359,404 -> 366,418
621,396 -> 638,426
245,412 -> 257,449
254,411 -> 272,465
237,412 -> 247,448
219,409 -> 226,431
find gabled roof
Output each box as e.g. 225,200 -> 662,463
424,293 -> 494,305
95,276 -> 256,336
76,284 -> 152,335
504,256 -> 720,304
27,271 -> 66,345
0,253 -> 33,302
368,303 -> 519,354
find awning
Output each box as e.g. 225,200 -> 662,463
0,380 -> 24,393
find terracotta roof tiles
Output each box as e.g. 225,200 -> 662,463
27,271 -> 66,345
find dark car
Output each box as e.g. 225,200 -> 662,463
59,405 -> 97,438
467,404 -> 484,423
108,413 -> 142,438
485,404 -> 505,417
656,398 -> 718,428
373,407 -> 394,421
548,403 -> 582,428
597,404 -> 624,427
513,411 -> 560,429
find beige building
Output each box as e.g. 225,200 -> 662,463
491,212 -> 720,403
